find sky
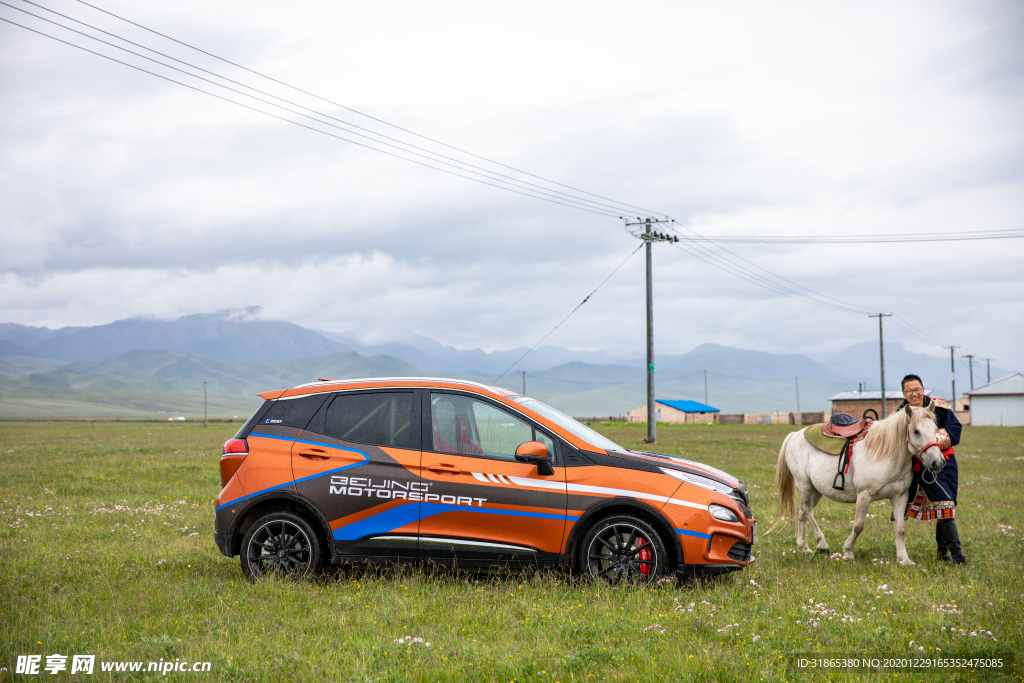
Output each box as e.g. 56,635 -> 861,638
1,0 -> 1022,376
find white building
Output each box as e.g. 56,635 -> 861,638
967,373 -> 1024,427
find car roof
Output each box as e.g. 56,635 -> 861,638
256,377 -> 605,453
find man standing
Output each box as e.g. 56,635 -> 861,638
898,374 -> 967,564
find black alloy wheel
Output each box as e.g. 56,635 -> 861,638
580,514 -> 667,585
240,512 -> 321,581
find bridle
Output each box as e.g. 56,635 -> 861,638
906,419 -> 941,483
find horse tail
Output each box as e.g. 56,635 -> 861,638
776,432 -> 797,518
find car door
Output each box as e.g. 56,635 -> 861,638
417,391 -> 568,564
291,389 -> 421,561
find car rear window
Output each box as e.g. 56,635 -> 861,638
255,394 -> 331,431
234,400 -> 274,438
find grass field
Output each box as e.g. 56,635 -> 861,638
1,420 -> 1021,681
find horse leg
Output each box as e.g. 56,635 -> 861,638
890,489 -> 914,565
796,489 -> 820,553
841,491 -> 872,561
796,498 -> 811,553
804,490 -> 829,553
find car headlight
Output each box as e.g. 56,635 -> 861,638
709,504 -> 739,523
659,467 -> 734,495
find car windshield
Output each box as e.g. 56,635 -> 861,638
510,396 -> 624,453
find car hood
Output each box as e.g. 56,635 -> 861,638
606,449 -> 741,489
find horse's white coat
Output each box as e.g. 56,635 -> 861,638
776,405 -> 947,565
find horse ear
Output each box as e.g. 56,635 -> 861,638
903,403 -> 913,418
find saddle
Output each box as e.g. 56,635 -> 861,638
803,410 -> 877,491
828,412 -> 869,438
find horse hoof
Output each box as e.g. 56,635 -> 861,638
898,559 -> 915,566
816,548 -> 829,555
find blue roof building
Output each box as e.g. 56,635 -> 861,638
656,399 -> 720,414
627,399 -> 721,424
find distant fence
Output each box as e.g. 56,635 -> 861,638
575,416 -> 627,425
719,411 -> 829,425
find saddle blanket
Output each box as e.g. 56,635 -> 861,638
803,422 -> 870,456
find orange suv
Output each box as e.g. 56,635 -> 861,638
214,378 -> 756,583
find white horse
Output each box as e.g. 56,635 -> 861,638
776,404 -> 947,565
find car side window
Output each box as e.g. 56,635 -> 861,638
430,393 -> 552,462
324,392 -> 415,449
535,430 -> 555,457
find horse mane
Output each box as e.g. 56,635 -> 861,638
862,407 -> 910,462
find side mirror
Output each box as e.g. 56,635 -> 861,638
515,441 -> 554,476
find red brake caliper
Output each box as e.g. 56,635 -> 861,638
637,538 -> 651,577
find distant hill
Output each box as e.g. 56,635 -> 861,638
317,331 -> 619,375
0,340 -> 37,357
0,348 -> 422,419
1,310 -> 962,417
825,341 -> 955,394
489,358 -> 853,415
0,309 -> 345,362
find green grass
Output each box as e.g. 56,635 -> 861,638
0,422 -> 1021,681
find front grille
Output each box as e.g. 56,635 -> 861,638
727,541 -> 752,562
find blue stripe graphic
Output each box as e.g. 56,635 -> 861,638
216,438 -> 368,511
675,528 -> 712,540
293,460 -> 368,486
215,481 -> 294,511
249,433 -> 368,459
332,503 -> 580,541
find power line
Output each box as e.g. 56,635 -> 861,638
6,0 -> 640,217
705,370 -> 852,384
0,15 -> 627,218
5,1 -> 1011,378
665,219 -> 875,315
667,239 -> 870,314
31,0 -> 664,218
491,244 -> 644,383
675,229 -> 1024,244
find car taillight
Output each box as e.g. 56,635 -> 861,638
223,438 -> 248,454
220,438 -> 248,487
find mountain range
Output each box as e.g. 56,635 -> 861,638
0,311 -> 960,418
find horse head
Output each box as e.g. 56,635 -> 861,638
903,404 -> 945,473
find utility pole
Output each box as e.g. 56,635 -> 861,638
965,354 -> 975,391
869,313 -> 892,417
795,376 -> 801,415
944,345 -> 960,406
625,216 -> 674,443
203,380 -> 208,428
982,358 -> 994,385
704,369 -> 708,406
522,370 -> 526,396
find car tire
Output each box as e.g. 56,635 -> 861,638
579,514 -> 668,585
240,512 -> 322,581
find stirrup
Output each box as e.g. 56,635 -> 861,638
832,472 -> 845,491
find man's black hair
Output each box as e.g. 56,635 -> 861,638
901,374 -> 923,390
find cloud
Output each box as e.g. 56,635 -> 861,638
0,0 -> 1022,370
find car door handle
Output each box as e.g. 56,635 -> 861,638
298,449 -> 329,460
427,466 -> 462,475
